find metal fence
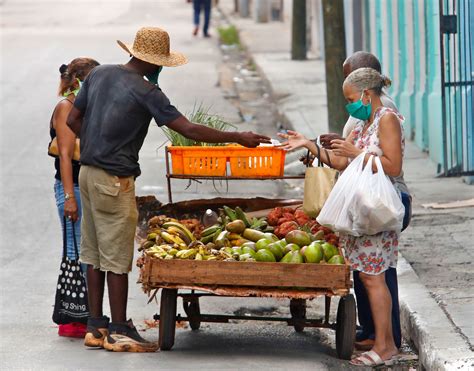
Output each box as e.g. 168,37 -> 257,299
439,0 -> 474,176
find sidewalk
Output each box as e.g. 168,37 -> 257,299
219,1 -> 474,369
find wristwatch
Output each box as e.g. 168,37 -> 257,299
64,193 -> 75,201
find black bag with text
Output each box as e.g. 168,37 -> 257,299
52,220 -> 89,324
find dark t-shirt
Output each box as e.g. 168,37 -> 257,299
74,64 -> 182,177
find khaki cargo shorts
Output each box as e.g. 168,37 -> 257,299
79,165 -> 138,274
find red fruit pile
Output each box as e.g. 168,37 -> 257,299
267,207 -> 339,246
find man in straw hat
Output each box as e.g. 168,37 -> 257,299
67,26 -> 270,353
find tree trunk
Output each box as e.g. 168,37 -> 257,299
291,0 -> 307,60
322,0 -> 347,134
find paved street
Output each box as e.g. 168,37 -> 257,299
1,1 -> 356,369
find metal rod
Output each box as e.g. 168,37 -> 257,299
439,0 -> 449,176
165,147 -> 173,203
443,81 -> 474,87
168,175 -> 305,180
153,313 -> 335,328
324,295 -> 331,324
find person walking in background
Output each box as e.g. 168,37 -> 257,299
67,27 -> 269,352
193,0 -> 212,37
49,57 -> 100,338
280,67 -> 404,366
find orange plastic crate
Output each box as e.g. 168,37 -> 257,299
167,145 -> 286,177
228,146 -> 286,177
168,146 -> 227,176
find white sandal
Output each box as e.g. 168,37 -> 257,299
350,350 -> 385,366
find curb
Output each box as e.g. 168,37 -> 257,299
397,255 -> 473,370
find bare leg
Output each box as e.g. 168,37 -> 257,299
359,272 -> 398,360
107,272 -> 128,323
87,265 -> 105,318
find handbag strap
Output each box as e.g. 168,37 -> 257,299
62,216 -> 80,260
323,148 -> 333,169
305,138 -> 335,169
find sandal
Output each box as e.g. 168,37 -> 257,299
350,350 -> 385,366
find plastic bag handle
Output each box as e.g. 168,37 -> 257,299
373,156 -> 386,177
361,155 -> 374,175
352,151 -> 367,172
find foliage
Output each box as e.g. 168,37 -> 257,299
217,25 -> 240,46
162,104 -> 236,146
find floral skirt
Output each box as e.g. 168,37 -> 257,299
340,231 -> 399,275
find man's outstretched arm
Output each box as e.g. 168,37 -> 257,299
166,115 -> 271,148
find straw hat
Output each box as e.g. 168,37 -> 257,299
117,27 -> 188,67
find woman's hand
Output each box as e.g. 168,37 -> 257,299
64,198 -> 79,222
277,130 -> 310,151
330,139 -> 363,158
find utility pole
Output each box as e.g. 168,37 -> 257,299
291,0 -> 306,60
254,0 -> 270,23
239,0 -> 250,17
322,0 -> 347,133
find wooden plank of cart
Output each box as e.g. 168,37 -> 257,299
140,257 -> 355,360
143,145 -> 356,360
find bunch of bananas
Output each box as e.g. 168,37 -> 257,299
144,240 -> 235,261
141,221 -> 236,261
159,221 -> 196,247
218,206 -> 273,233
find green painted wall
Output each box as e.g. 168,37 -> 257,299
361,0 -> 444,168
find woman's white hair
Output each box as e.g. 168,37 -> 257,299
343,67 -> 392,95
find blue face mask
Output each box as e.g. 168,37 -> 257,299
345,92 -> 372,121
146,66 -> 163,86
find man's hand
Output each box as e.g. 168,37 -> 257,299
299,154 -> 315,166
320,133 -> 344,149
237,131 -> 271,148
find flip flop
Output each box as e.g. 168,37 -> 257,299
350,350 -> 385,367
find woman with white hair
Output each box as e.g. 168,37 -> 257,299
279,67 -> 403,366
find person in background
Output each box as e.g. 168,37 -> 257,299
193,0 -> 212,37
50,57 -> 100,338
280,67 -> 403,366
313,51 -> 410,352
67,27 -> 269,352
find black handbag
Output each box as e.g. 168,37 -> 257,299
52,219 -> 89,324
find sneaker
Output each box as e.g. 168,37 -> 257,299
84,316 -> 110,348
58,322 -> 87,338
103,319 -> 158,353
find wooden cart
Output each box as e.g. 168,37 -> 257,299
140,257 -> 356,360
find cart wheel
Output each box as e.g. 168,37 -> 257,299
159,289 -> 177,351
183,299 -> 201,331
290,299 -> 306,332
335,294 -> 356,360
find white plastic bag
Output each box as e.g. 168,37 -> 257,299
316,152 -> 366,233
348,156 -> 405,235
